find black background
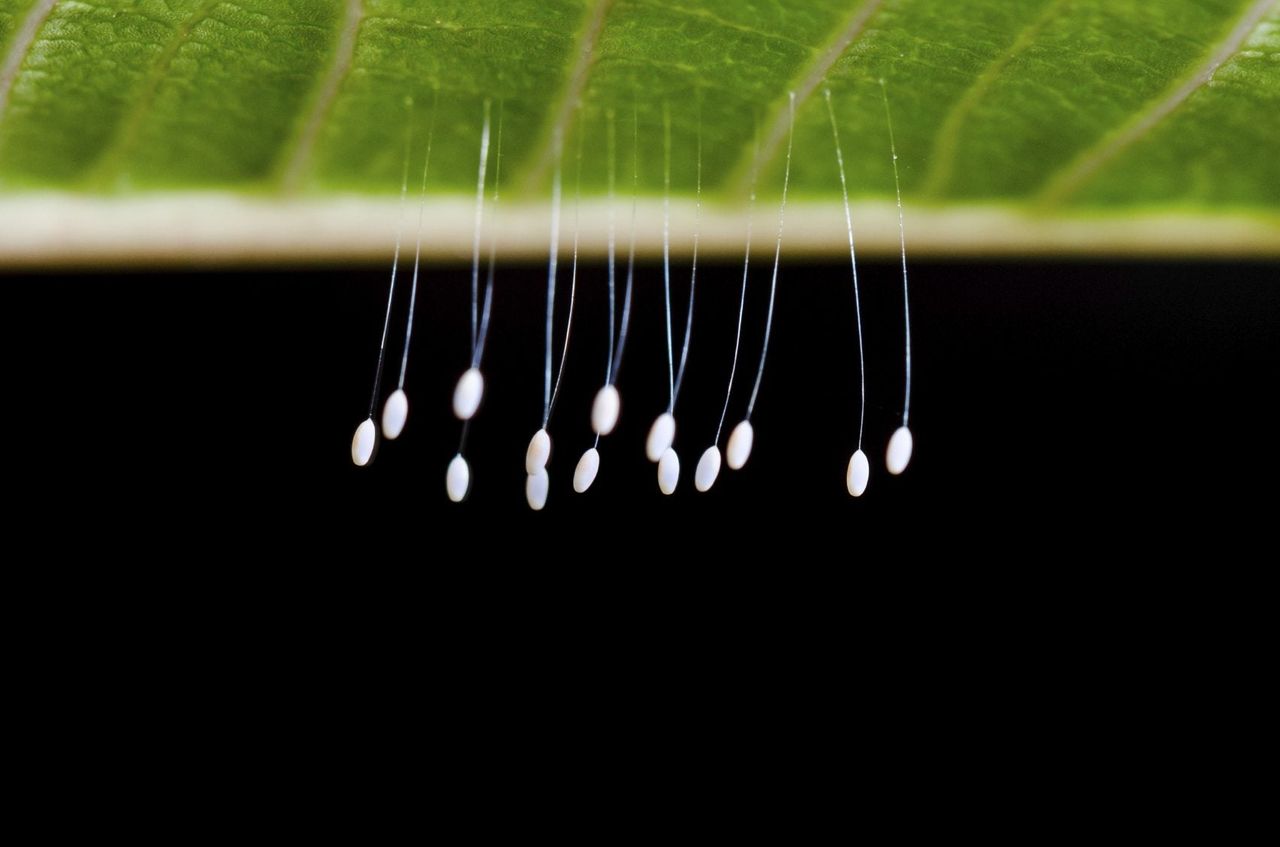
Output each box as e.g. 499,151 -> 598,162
4,256 -> 1276,554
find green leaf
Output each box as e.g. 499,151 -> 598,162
0,0 -> 1277,263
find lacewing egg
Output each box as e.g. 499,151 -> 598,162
886,427 -> 913,475
446,454 -> 470,502
452,368 -> 484,420
352,418 -> 376,466
847,449 -> 869,497
526,428 -> 551,475
573,448 -> 600,493
658,448 -> 680,495
646,413 -> 675,462
591,384 -> 621,436
726,420 -> 754,470
526,468 -> 550,511
695,446 -> 721,492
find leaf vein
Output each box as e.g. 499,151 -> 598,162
518,0 -> 613,195
89,0 -> 221,188
731,0 -> 885,195
278,0 -> 363,193
1037,0 -> 1279,204
0,0 -> 58,129
920,0 -> 1068,198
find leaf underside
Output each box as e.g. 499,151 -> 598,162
0,0 -> 1278,261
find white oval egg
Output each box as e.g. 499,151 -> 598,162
847,449 -> 870,497
381,389 -> 408,440
886,426 -> 913,475
645,412 -> 676,462
526,468 -> 549,511
694,446 -> 721,492
726,420 -> 754,470
452,367 -> 484,420
657,448 -> 680,495
446,454 -> 470,502
591,384 -> 621,435
351,418 -> 376,466
573,448 -> 600,493
525,428 -> 551,474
